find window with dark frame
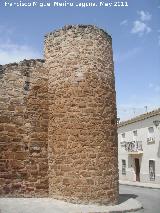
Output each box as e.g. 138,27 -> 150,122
122,159 -> 126,175
133,130 -> 137,137
122,133 -> 125,138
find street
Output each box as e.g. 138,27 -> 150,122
119,185 -> 160,213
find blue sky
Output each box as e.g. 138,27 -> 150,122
0,0 -> 160,121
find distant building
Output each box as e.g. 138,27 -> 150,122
118,108 -> 160,184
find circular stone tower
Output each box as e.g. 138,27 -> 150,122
44,25 -> 118,205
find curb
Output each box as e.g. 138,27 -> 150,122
119,182 -> 160,190
108,205 -> 143,213
88,206 -> 144,213
72,198 -> 143,213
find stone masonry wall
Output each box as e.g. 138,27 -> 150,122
45,25 -> 118,205
0,60 -> 49,197
0,25 -> 118,205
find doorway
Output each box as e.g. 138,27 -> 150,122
135,158 -> 140,181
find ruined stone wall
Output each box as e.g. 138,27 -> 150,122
0,60 -> 49,197
45,25 -> 118,205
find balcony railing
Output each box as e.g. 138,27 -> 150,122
125,141 -> 143,153
147,137 -> 155,144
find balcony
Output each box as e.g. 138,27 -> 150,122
125,141 -> 143,155
147,137 -> 155,144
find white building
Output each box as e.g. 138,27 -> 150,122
118,108 -> 160,184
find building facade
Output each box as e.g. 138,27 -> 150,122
118,108 -> 160,184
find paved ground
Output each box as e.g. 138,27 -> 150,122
120,184 -> 160,213
1,185 -> 159,213
0,197 -> 142,213
0,190 -> 142,213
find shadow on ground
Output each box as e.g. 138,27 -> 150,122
119,193 -> 138,204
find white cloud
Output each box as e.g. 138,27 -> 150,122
149,83 -> 153,88
114,47 -> 141,63
138,10 -> 152,22
155,86 -> 160,93
131,10 -> 152,36
120,20 -> 128,26
149,83 -> 160,93
0,25 -> 16,43
0,40 -> 41,65
131,20 -> 151,36
0,25 -> 41,65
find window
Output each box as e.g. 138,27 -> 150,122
133,130 -> 137,137
133,130 -> 138,141
147,127 -> 155,143
149,160 -> 155,181
120,141 -> 126,148
122,159 -> 126,175
148,127 -> 154,134
121,133 -> 125,141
